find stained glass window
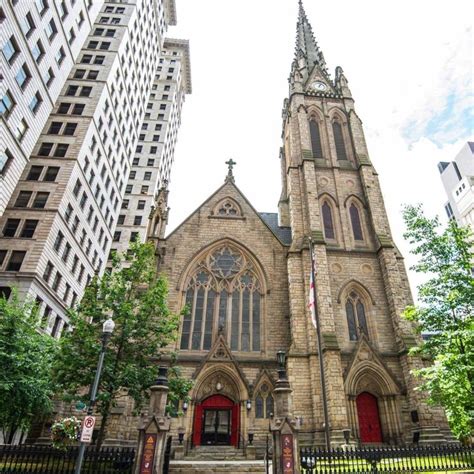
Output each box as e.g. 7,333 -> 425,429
346,291 -> 369,341
349,203 -> 363,241
255,395 -> 264,419
332,121 -> 347,161
322,202 -> 335,239
255,384 -> 274,419
180,245 -> 262,352
309,120 -> 323,158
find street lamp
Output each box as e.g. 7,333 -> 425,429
276,350 -> 287,380
74,315 -> 115,474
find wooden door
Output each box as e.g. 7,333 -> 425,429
356,392 -> 383,443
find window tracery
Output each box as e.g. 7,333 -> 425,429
254,382 -> 274,419
345,291 -> 369,341
180,245 -> 262,352
214,199 -> 241,217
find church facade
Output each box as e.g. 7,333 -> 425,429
145,2 -> 451,451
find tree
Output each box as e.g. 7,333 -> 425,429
53,241 -> 192,447
402,204 -> 474,441
0,291 -> 57,444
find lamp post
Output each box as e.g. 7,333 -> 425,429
74,315 -> 115,474
276,350 -> 287,379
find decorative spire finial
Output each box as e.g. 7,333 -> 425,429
292,0 -> 328,80
225,159 -> 236,183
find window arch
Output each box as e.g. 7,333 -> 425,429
332,120 -> 348,161
345,291 -> 369,341
309,119 -> 323,158
180,245 -> 262,352
321,201 -> 335,240
254,382 -> 274,419
349,203 -> 364,241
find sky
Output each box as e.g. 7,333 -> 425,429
165,0 -> 473,298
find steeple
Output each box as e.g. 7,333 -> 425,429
293,0 -> 328,80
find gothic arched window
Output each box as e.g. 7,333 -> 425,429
349,203 -> 364,241
309,120 -> 323,158
180,245 -> 262,352
254,383 -> 273,419
322,201 -> 335,240
345,291 -> 369,341
332,121 -> 348,161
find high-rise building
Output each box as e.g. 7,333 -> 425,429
0,0 -> 103,217
113,38 -> 191,254
0,0 -> 190,338
438,142 -> 474,228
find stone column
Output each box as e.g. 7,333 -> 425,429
271,361 -> 300,474
134,367 -> 171,474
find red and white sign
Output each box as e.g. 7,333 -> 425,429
80,415 -> 96,443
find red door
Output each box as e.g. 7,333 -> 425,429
356,392 -> 383,443
193,395 -> 240,447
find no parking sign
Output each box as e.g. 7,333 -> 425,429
80,415 -> 96,443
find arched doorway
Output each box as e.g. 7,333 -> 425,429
356,392 -> 382,443
193,394 -> 240,447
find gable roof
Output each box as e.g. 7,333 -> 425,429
165,179 -> 292,246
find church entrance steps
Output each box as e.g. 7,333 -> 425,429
182,445 -> 246,461
168,459 -> 269,473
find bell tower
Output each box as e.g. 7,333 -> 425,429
282,1 -> 451,445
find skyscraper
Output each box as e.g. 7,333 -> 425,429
1,0 -> 103,216
0,0 -> 191,338
113,38 -> 191,255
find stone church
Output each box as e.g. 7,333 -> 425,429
142,1 -> 451,454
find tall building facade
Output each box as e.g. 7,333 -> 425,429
0,0 -> 103,216
0,0 -> 190,338
113,38 -> 191,254
438,142 -> 474,228
142,2 -> 452,454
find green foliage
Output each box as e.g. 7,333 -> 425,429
53,241 -> 189,445
402,204 -> 474,441
0,290 -> 57,443
166,365 -> 193,417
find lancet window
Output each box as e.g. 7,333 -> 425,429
322,201 -> 335,240
332,121 -> 348,161
255,383 -> 274,419
349,203 -> 363,241
309,119 -> 323,158
345,291 -> 369,341
180,245 -> 262,352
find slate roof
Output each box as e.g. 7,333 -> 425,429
259,212 -> 292,246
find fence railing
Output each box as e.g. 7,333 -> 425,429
300,445 -> 474,473
0,444 -> 135,473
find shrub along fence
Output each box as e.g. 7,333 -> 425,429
300,445 -> 474,473
0,444 -> 135,473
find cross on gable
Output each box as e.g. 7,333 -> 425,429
226,159 -> 236,174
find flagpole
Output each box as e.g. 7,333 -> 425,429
308,236 -> 331,450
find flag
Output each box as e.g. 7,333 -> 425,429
308,268 -> 317,328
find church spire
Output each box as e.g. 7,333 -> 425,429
294,0 -> 328,76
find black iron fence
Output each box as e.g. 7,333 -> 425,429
300,445 -> 474,473
0,444 -> 135,473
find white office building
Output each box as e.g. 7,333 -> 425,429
438,142 -> 474,228
0,0 -> 103,216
